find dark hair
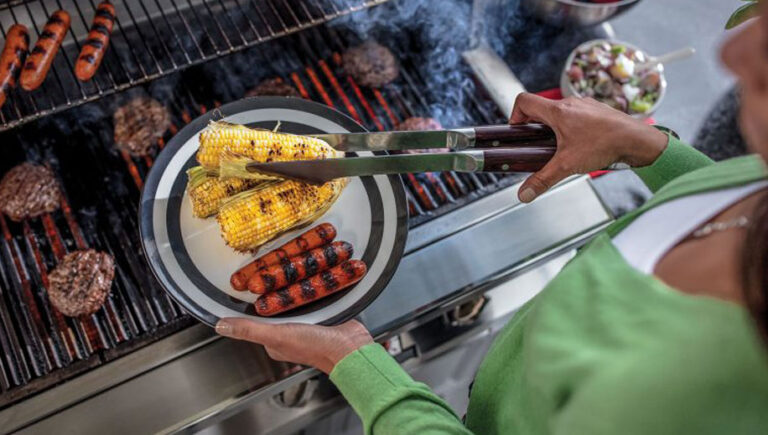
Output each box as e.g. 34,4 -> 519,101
743,194 -> 768,345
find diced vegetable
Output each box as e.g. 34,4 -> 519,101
567,40 -> 662,115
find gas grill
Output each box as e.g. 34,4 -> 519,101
0,0 -> 617,432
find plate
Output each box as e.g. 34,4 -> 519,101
139,97 -> 408,326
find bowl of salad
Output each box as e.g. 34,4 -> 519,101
561,39 -> 666,117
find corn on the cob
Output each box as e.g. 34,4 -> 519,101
196,121 -> 341,171
217,179 -> 346,252
186,166 -> 262,218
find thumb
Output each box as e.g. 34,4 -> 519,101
216,317 -> 278,346
517,155 -> 570,203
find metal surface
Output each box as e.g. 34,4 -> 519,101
3,175 -> 613,434
520,0 -> 642,27
311,129 -> 470,152
247,151 -> 484,185
0,0 -> 391,132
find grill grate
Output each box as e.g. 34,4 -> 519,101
0,0 -> 391,132
0,17 -> 520,408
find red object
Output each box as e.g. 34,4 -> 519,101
533,88 -> 656,179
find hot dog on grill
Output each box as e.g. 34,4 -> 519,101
247,241 -> 353,294
230,223 -> 337,291
0,25 -> 29,107
255,259 -> 367,316
75,1 -> 115,81
20,10 -> 70,91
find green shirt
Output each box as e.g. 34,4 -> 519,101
330,136 -> 768,434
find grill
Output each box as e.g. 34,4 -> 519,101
0,1 -> 524,408
0,0 -> 389,132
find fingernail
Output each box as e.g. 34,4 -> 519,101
215,319 -> 233,337
519,188 -> 536,203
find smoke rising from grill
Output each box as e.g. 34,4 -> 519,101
331,0 -> 475,127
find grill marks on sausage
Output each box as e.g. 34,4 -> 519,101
299,279 -> 316,300
0,25 -> 28,107
75,2 -> 115,81
303,252 -> 319,276
254,260 -> 367,316
85,38 -> 104,49
276,288 -> 294,308
20,10 -> 70,91
320,270 -> 339,291
91,24 -> 110,37
246,241 -> 353,294
230,224 -> 338,291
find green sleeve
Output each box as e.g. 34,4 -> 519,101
551,352 -> 768,435
632,133 -> 714,193
330,343 -> 472,435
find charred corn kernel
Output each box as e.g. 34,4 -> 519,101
196,121 -> 341,170
186,166 -> 262,218
217,179 -> 346,252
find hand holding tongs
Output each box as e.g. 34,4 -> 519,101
224,124 -> 558,185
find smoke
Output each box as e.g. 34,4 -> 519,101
331,0 -> 477,127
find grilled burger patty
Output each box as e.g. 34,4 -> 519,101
113,96 -> 171,157
397,117 -> 442,131
246,78 -> 300,98
48,249 -> 115,317
342,41 -> 399,88
0,163 -> 62,222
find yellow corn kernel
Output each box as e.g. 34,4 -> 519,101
196,121 -> 341,170
186,166 -> 261,218
217,179 -> 346,252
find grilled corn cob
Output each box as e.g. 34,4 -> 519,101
186,166 -> 262,218
217,179 -> 346,252
196,121 -> 341,171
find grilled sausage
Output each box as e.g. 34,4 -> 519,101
255,260 -> 367,316
20,10 -> 70,91
75,1 -> 115,81
247,241 -> 353,294
0,25 -> 29,108
230,223 -> 337,291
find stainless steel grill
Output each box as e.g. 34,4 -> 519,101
0,14 -> 526,408
0,0 -> 390,131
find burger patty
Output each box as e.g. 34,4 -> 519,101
246,78 -> 301,98
0,163 -> 62,222
113,97 -> 171,157
397,117 -> 443,131
48,249 -> 115,317
342,41 -> 399,88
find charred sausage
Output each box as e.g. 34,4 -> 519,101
20,10 -> 70,91
230,223 -> 337,291
0,25 -> 29,107
247,241 -> 353,294
75,1 -> 115,81
255,260 -> 367,316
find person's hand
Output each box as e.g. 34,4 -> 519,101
509,93 -> 669,203
215,318 -> 373,374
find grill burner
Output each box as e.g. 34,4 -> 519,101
0,15 -> 519,407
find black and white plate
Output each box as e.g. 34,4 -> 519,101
140,97 -> 408,326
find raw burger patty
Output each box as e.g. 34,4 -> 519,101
48,249 -> 115,317
246,78 -> 300,98
397,117 -> 442,131
0,163 -> 62,221
342,41 -> 399,88
113,96 -> 171,157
